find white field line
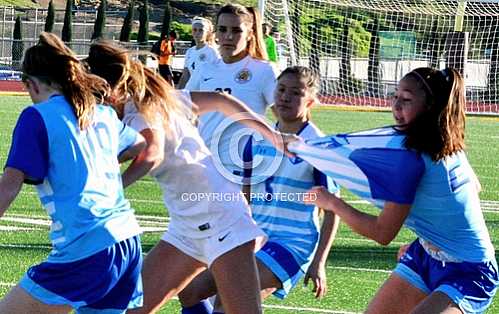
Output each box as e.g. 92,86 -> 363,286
328,266 -> 391,274
0,282 -> 15,287
262,304 -> 359,314
0,226 -> 42,231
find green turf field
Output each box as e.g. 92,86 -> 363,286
0,96 -> 498,313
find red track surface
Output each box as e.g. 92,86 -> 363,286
0,80 -> 26,93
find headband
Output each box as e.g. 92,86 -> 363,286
409,70 -> 434,97
192,18 -> 210,29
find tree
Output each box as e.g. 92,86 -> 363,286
366,17 -> 380,97
44,0 -> 55,32
339,17 -> 353,93
91,0 -> 107,40
62,0 -> 73,43
120,0 -> 134,42
160,1 -> 172,39
137,0 -> 149,45
12,16 -> 24,71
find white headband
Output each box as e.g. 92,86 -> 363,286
192,18 -> 210,29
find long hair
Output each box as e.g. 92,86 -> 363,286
277,66 -> 320,120
216,4 -> 268,61
403,67 -> 466,161
85,40 -> 184,130
22,32 -> 108,129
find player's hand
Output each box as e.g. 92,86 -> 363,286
305,186 -> 337,211
304,261 -> 327,299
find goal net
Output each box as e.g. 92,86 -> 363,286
260,0 -> 499,114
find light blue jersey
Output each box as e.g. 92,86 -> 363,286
404,151 -> 495,262
245,122 -> 339,264
7,96 -> 141,263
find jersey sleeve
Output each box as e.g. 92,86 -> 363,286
5,107 -> 49,184
183,48 -> 192,69
109,108 -> 140,156
262,64 -> 278,107
313,168 -> 340,195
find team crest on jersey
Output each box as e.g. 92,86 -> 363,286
235,69 -> 252,84
199,53 -> 206,61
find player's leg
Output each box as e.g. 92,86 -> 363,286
210,240 -> 262,314
178,270 -> 217,313
411,292 -> 462,314
366,273 -> 427,314
0,285 -> 72,314
128,240 -> 206,314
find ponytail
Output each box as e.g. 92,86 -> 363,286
23,32 -> 109,129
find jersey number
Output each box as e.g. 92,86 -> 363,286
215,88 -> 232,94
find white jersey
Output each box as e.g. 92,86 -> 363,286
122,91 -> 250,238
184,44 -> 220,75
185,56 -> 278,178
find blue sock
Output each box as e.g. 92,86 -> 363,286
181,299 -> 213,314
213,312 -> 224,314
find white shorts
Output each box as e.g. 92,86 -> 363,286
161,212 -> 267,267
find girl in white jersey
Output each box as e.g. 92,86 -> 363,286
306,68 -> 498,313
185,4 -> 278,184
179,66 -> 342,313
86,41 -> 294,314
0,33 -> 146,314
177,17 -> 219,89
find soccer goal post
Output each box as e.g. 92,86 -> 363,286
260,0 -> 499,114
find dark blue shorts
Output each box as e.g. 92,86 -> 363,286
20,235 -> 143,313
394,239 -> 498,313
256,241 -> 307,299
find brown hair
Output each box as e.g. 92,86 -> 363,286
277,66 -> 320,120
22,32 -> 108,129
86,40 -> 184,130
403,67 -> 466,161
216,4 -> 268,60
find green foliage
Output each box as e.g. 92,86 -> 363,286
44,0 -> 55,33
171,21 -> 192,41
137,0 -> 149,44
160,1 -> 172,39
119,0 -> 135,42
91,0 -> 107,40
61,0 -> 73,43
12,16 -> 23,70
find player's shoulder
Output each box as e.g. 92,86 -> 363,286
299,121 -> 325,139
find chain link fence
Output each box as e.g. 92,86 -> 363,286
0,6 -> 193,73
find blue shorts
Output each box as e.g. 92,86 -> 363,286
256,241 -> 309,299
20,235 -> 143,314
394,239 -> 498,314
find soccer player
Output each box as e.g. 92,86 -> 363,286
179,66 -> 341,313
85,41 -> 295,314
0,33 -> 146,313
185,4 -> 278,182
307,68 -> 498,313
177,17 -> 220,89
262,23 -> 278,62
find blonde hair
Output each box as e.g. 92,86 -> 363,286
86,40 -> 184,131
216,4 -> 268,60
192,16 -> 215,46
23,32 -> 109,129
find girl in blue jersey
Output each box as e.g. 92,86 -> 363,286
307,68 -> 498,313
0,33 -> 146,313
86,41 -> 293,314
178,66 -> 341,313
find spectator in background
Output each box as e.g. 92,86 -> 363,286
159,30 -> 177,86
262,22 -> 278,62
